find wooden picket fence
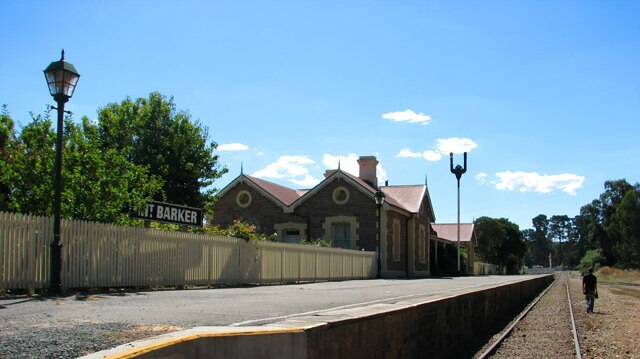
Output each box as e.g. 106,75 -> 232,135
0,211 -> 376,291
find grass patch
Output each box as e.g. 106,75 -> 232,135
608,287 -> 640,299
596,266 -> 640,285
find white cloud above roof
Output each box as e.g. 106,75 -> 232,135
251,153 -> 391,189
290,174 -> 321,187
322,153 -> 360,176
382,109 -> 431,125
218,143 -> 249,151
492,171 -> 585,195
397,148 -> 442,161
397,137 -> 476,162
252,155 -> 315,180
323,153 -> 388,183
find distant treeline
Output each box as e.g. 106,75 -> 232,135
522,179 -> 639,270
472,179 -> 639,274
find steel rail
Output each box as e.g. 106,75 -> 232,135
477,276 -> 583,359
566,280 -> 583,359
476,279 -> 556,359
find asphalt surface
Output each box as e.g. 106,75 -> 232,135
0,275 -> 540,328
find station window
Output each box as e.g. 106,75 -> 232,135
332,222 -> 351,249
283,230 -> 301,243
236,190 -> 252,208
332,186 -> 350,205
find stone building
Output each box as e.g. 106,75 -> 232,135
211,155 -> 439,277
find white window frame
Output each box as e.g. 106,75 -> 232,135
274,222 -> 307,242
323,215 -> 359,249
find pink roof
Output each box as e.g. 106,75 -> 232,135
431,223 -> 475,243
340,171 -> 428,215
381,185 -> 426,213
219,170 -> 434,218
245,175 -> 304,206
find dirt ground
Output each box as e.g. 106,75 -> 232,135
570,273 -> 640,359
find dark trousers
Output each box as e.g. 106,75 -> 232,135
585,292 -> 596,312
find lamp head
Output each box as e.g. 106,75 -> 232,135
44,49 -> 80,102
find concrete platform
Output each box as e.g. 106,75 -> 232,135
82,275 -> 553,359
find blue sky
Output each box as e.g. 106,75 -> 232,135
1,1 -> 639,230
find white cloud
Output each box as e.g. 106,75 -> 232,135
475,172 -> 488,184
382,109 -> 432,125
423,150 -> 443,161
252,155 -> 315,179
377,165 -> 388,184
436,138 -> 478,154
323,153 -> 388,183
493,171 -> 585,195
290,174 -> 322,187
397,148 -> 442,161
397,149 -> 422,158
251,153 -> 391,189
322,153 -> 360,176
218,143 -> 249,151
396,138 -> 476,164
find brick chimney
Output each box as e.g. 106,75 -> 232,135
358,156 -> 378,188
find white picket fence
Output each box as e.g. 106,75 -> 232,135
0,211 -> 376,290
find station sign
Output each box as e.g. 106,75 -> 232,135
133,201 -> 203,227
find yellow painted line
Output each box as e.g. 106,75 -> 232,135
103,327 -> 305,359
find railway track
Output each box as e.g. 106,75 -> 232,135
476,274 -> 582,359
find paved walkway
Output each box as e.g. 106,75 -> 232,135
1,275 -> 541,328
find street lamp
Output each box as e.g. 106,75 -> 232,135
374,189 -> 385,278
44,50 -> 80,294
449,152 -> 467,273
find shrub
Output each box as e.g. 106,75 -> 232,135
205,220 -> 277,242
300,238 -> 333,247
578,249 -> 603,273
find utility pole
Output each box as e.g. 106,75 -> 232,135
450,152 -> 467,273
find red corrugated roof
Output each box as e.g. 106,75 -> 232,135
339,171 -> 425,214
431,223 -> 475,243
244,175 -> 304,206
221,170 -> 433,217
381,185 -> 426,213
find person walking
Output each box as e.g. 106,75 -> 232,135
582,267 -> 598,313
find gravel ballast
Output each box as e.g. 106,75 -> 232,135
474,272 -> 640,359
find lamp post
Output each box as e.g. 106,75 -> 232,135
449,152 -> 467,273
44,50 -> 80,294
374,189 -> 385,279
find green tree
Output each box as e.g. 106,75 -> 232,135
497,218 -> 527,273
0,105 -> 19,210
62,117 -> 163,223
549,214 -> 571,266
474,216 -> 502,264
600,180 -> 634,265
0,106 -> 162,223
525,214 -> 552,266
4,111 -> 56,215
96,92 -> 228,210
578,200 -> 608,258
612,185 -> 640,268
474,216 -> 527,273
